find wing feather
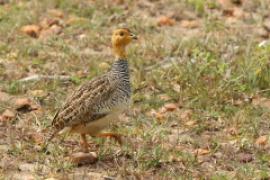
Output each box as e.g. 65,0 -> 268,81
52,73 -> 116,130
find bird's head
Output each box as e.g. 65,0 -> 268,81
111,28 -> 137,59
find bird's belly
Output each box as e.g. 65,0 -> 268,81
70,105 -> 127,135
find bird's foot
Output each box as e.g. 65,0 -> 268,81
97,133 -> 122,145
80,134 -> 91,153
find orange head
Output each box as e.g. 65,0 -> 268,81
111,28 -> 137,59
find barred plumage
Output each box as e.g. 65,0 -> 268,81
48,28 -> 137,152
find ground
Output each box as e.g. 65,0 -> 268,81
0,0 -> 270,179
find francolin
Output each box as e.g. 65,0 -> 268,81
49,28 -> 137,152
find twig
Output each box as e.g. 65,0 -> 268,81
256,88 -> 270,94
19,74 -> 71,82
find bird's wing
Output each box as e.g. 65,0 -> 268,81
52,73 -> 116,130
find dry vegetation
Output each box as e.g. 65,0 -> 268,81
1,0 -> 270,179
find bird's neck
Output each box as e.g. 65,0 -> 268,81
113,45 -> 127,60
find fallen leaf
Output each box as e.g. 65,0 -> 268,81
180,20 -> 199,29
15,98 -> 32,112
185,120 -> 196,126
70,152 -> 98,165
195,148 -> 210,155
255,135 -> 268,146
157,16 -> 175,26
21,25 -> 41,38
218,0 -> 234,8
164,103 -> 178,112
237,153 -> 253,163
231,0 -> 242,5
2,109 -> 15,121
222,9 -> 234,16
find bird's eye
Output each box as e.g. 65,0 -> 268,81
119,32 -> 124,36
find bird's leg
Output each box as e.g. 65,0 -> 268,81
96,133 -> 122,145
80,134 -> 90,152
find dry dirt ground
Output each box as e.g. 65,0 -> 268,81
1,0 -> 270,179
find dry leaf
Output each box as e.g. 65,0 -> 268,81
180,20 -> 199,29
70,152 -> 98,165
223,9 -> 233,17
231,0 -> 242,5
185,120 -> 196,126
164,103 -> 178,112
157,16 -> 175,26
255,136 -> 268,146
218,0 -> 234,8
15,98 -> 32,111
2,109 -> 15,119
195,148 -> 210,155
21,25 -> 41,38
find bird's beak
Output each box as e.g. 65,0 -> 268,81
130,33 -> 138,40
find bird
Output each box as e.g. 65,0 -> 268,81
48,28 -> 137,152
